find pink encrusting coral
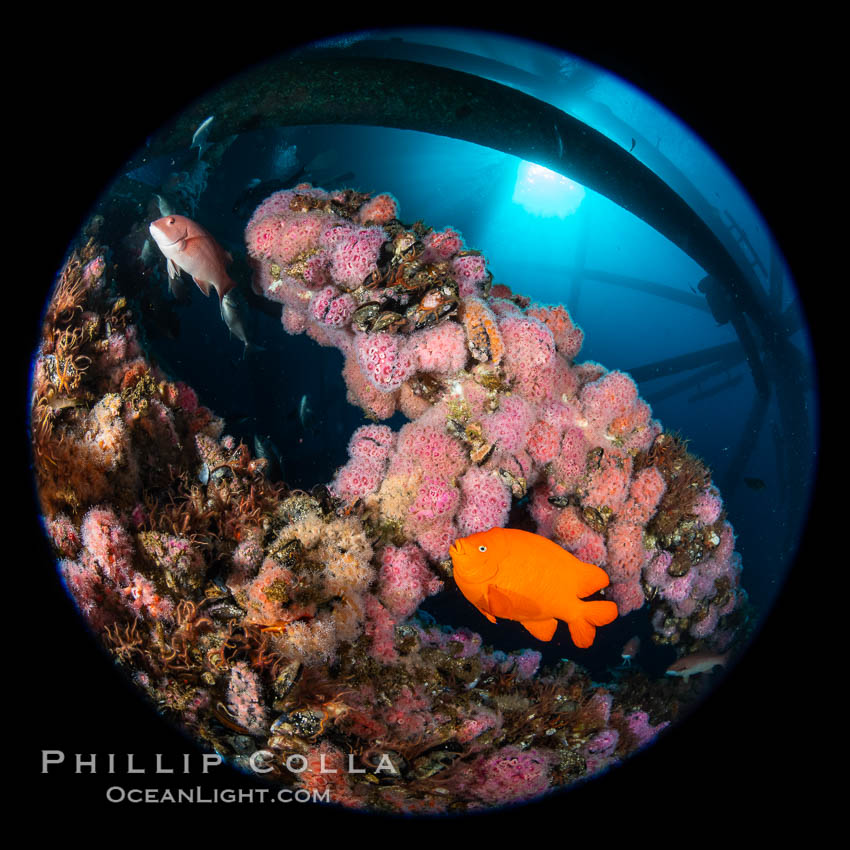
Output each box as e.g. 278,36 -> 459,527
61,506 -> 177,627
498,315 -> 558,403
481,394 -> 534,455
458,746 -> 555,807
354,331 -> 416,392
226,661 -> 269,735
328,225 -> 386,290
582,449 -> 634,514
408,475 -> 460,523
378,543 -> 443,620
329,455 -> 386,502
692,486 -> 723,525
455,466 -> 512,536
408,321 -> 468,374
310,286 -> 357,327
275,213 -> 326,263
626,710 -> 670,749
356,192 -> 398,225
451,252 -> 490,297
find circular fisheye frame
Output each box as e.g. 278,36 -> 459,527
30,28 -> 816,814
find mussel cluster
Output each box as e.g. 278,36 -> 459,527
338,217 -> 491,336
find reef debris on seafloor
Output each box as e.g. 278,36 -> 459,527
31,187 -> 748,813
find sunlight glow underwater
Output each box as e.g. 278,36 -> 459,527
512,161 -> 586,218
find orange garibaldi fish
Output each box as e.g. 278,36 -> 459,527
449,527 -> 618,648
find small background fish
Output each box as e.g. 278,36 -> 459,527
665,651 -> 728,681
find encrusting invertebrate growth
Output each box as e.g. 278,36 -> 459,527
32,186 -> 747,813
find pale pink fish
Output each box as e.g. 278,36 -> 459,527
665,651 -> 728,681
620,636 -> 640,665
149,214 -> 236,301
